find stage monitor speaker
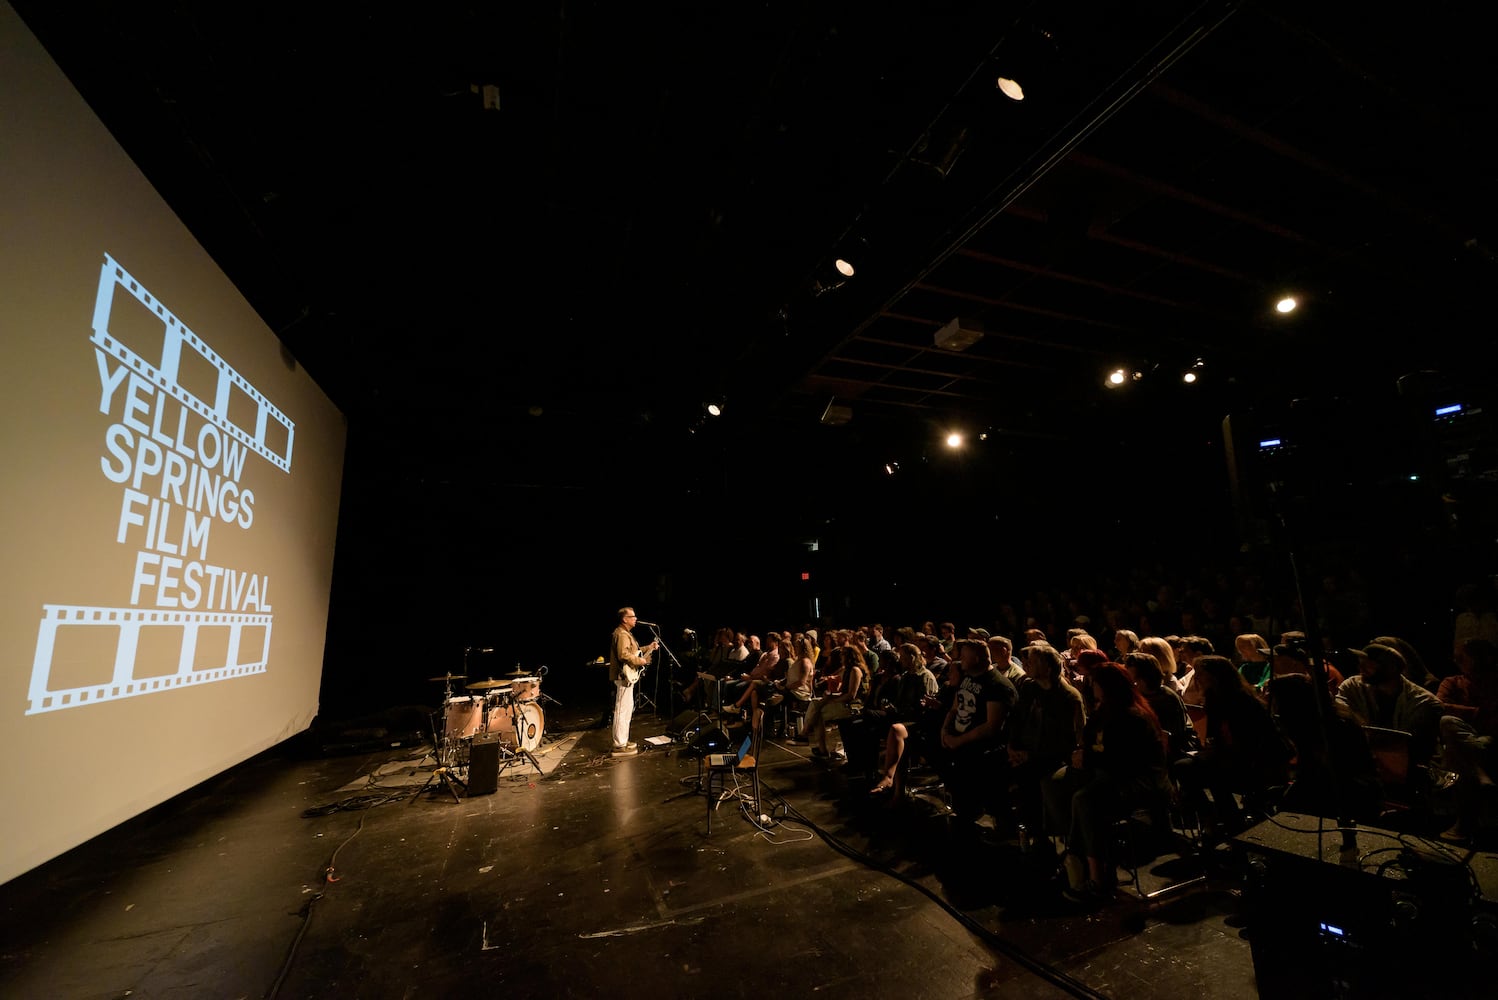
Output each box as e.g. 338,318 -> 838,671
667,710 -> 710,738
468,734 -> 501,795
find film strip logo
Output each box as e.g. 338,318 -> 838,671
28,606 -> 272,715
91,253 -> 296,474
25,255 -> 292,715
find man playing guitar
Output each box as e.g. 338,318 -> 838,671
609,607 -> 658,756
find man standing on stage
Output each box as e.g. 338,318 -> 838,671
610,607 -> 658,757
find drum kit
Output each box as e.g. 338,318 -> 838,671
422,661 -> 557,799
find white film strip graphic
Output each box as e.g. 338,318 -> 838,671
27,605 -> 273,715
91,253 -> 295,474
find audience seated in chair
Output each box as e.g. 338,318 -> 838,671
802,645 -> 866,762
869,653 -> 962,803
1175,655 -> 1292,833
934,638 -> 1016,831
1043,662 -> 1171,903
1007,643 -> 1086,845
1437,638 -> 1498,843
1336,643 -> 1443,767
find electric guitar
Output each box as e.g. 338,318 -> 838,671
621,641 -> 658,685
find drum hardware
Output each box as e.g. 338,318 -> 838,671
419,654 -> 548,801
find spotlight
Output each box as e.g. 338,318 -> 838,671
834,258 -> 855,278
1182,359 -> 1205,384
945,432 -> 964,449
1107,369 -> 1127,387
996,76 -> 1025,101
705,400 -> 724,417
1182,371 -> 1198,384
1276,296 -> 1298,314
883,461 -> 899,476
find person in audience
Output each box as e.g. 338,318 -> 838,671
1175,636 -> 1215,706
680,627 -> 735,708
938,621 -> 957,657
1044,662 -> 1169,903
720,632 -> 780,714
871,651 -> 963,802
1063,630 -> 1097,673
1070,648 -> 1111,716
1234,633 -> 1273,690
1008,644 -> 1086,842
1371,634 -> 1438,691
937,638 -> 1016,829
989,635 -> 1025,683
1176,655 -> 1292,832
868,624 -> 892,653
1113,629 -> 1142,660
1268,673 -> 1381,826
1140,636 -> 1184,695
741,632 -> 814,725
1126,651 -> 1199,763
803,644 -> 867,762
1336,643 -> 1443,766
853,642 -> 939,779
1437,638 -> 1498,842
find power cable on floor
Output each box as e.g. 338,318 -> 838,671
265,814 -> 366,999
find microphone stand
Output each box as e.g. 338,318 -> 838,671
640,623 -> 680,718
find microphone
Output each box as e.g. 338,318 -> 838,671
637,620 -> 659,627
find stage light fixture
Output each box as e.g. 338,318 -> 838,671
835,258 -> 855,278
1276,296 -> 1298,314
705,399 -> 725,417
945,431 -> 964,449
1182,359 -> 1205,384
883,461 -> 900,476
997,76 -> 1025,101
1107,369 -> 1127,387
1182,371 -> 1198,384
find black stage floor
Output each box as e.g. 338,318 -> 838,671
7,690 -> 1448,999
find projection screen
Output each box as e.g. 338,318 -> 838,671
0,2 -> 346,884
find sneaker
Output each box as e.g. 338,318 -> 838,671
611,744 -> 638,757
720,705 -> 743,716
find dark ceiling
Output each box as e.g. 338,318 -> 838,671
16,0 -> 1498,487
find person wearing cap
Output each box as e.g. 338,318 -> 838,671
1336,643 -> 1443,765
969,627 -> 991,641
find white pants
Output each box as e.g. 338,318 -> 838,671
613,679 -> 634,748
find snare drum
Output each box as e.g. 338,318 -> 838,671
510,676 -> 541,703
492,702 -> 545,751
443,695 -> 484,741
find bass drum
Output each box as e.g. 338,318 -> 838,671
491,701 -> 545,752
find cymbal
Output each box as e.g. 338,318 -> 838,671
428,673 -> 467,682
466,678 -> 512,691
505,667 -> 534,678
